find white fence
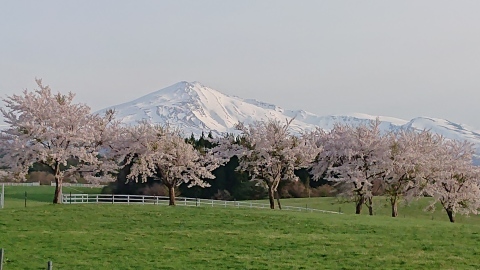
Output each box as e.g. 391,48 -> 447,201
0,182 -> 104,187
0,182 -> 41,186
51,182 -> 106,188
62,193 -> 342,214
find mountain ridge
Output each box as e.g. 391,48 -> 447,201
98,81 -> 480,164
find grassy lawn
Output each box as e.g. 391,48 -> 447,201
252,196 -> 480,225
1,187 -> 479,269
1,186 -> 102,208
0,204 -> 479,268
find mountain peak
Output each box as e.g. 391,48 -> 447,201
118,81 -> 218,109
172,80 -> 204,89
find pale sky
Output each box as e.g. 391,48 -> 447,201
1,1 -> 480,128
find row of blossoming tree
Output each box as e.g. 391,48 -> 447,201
0,80 -> 225,205
1,80 -> 479,222
309,120 -> 480,222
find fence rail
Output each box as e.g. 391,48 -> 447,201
51,183 -> 106,188
0,182 -> 40,186
62,193 -> 342,214
0,182 -> 105,187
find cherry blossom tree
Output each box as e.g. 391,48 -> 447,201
232,118 -> 319,209
424,139 -> 480,223
312,120 -> 389,215
0,79 -> 117,203
117,122 -> 223,205
381,130 -> 441,217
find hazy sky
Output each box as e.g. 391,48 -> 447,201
1,1 -> 480,128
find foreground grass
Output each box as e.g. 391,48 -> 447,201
1,203 -> 479,269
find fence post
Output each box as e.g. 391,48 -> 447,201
127,195 -> 130,205
1,184 -> 4,209
47,260 -> 53,270
69,192 -> 72,204
0,248 -> 4,270
25,191 -> 27,208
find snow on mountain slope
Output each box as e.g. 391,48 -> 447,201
402,117 -> 480,165
101,81 -> 317,135
404,117 -> 480,142
100,81 -> 410,136
99,81 -> 480,163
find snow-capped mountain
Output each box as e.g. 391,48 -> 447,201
100,81 -> 410,136
99,81 -> 480,163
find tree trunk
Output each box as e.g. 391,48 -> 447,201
391,198 -> 398,217
275,190 -> 282,210
355,197 -> 363,214
53,176 -> 63,204
367,196 -> 373,216
446,208 -> 455,223
168,185 -> 176,206
268,186 -> 275,209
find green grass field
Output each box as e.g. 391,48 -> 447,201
251,196 -> 480,225
1,187 -> 479,269
1,185 -> 102,208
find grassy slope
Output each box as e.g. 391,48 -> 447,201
1,187 -> 479,269
253,196 -> 480,225
0,205 -> 479,269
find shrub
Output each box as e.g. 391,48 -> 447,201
212,189 -> 233,200
27,171 -> 55,185
310,184 -> 335,197
281,180 -> 307,198
139,183 -> 181,197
